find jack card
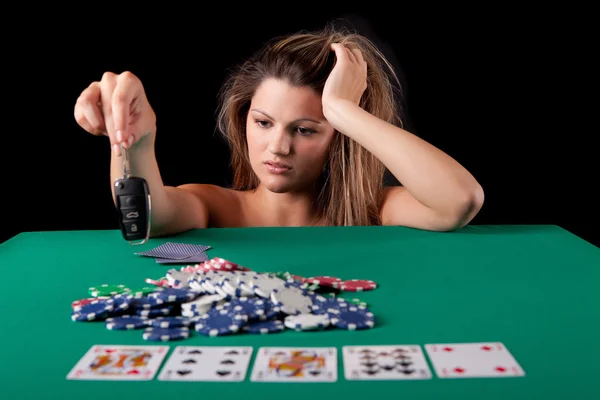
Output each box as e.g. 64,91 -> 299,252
343,345 -> 432,380
158,346 -> 253,382
424,342 -> 526,378
250,347 -> 337,382
66,345 -> 169,380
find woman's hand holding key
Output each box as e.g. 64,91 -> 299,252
74,71 -> 156,157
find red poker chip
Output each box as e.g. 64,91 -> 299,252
336,279 -> 377,292
304,276 -> 342,287
72,297 -> 108,309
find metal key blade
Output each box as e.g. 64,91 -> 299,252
121,142 -> 131,179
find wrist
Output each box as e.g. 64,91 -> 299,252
323,98 -> 361,136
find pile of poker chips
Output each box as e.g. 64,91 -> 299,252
70,257 -> 378,341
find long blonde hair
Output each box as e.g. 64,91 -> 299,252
216,23 -> 404,226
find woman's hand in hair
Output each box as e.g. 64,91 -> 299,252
322,43 -> 368,111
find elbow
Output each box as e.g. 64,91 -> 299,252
441,183 -> 485,231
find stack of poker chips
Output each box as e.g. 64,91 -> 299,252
70,258 -> 378,341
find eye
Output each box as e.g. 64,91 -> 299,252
255,120 -> 272,128
296,126 -> 315,136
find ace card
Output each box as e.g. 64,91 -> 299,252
343,345 -> 432,380
66,345 -> 169,380
158,346 -> 253,382
250,347 -> 337,382
424,342 -> 525,378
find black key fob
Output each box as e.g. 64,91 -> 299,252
114,144 -> 151,245
114,177 -> 151,245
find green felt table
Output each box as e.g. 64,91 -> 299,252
1,225 -> 599,399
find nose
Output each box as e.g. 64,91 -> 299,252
267,127 -> 292,155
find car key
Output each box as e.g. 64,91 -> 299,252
113,143 -> 152,245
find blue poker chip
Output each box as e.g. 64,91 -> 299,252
328,305 -> 375,330
148,288 -> 197,303
71,299 -> 115,321
107,292 -> 135,315
148,316 -> 192,328
261,300 -> 281,320
243,319 -> 285,334
105,315 -> 149,330
311,296 -> 349,315
131,296 -> 166,309
142,327 -> 190,341
135,305 -> 174,318
194,308 -> 248,337
216,297 -> 267,321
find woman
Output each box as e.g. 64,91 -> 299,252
74,24 -> 484,236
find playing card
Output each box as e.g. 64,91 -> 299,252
424,342 -> 525,378
66,345 -> 169,380
250,347 -> 337,382
343,345 -> 432,380
158,346 -> 253,382
135,242 -> 211,260
155,251 -> 209,264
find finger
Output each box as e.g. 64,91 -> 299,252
99,72 -> 120,153
74,110 -> 100,136
344,45 -> 358,64
112,71 -> 140,146
330,43 -> 350,64
75,82 -> 106,135
350,48 -> 367,71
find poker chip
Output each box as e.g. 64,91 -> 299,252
135,306 -> 174,318
270,283 -> 313,315
89,284 -> 130,297
194,308 -> 248,337
243,319 -> 285,334
105,315 -> 149,330
328,305 -> 375,330
72,297 -> 109,310
216,297 -> 267,321
142,327 -> 190,341
132,296 -> 166,309
148,316 -> 192,328
304,276 -> 342,287
148,288 -> 196,303
335,279 -> 377,292
128,286 -> 158,298
71,255 -> 380,341
284,313 -> 330,331
250,274 -> 287,298
71,299 -> 115,321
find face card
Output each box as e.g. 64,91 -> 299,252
156,252 -> 209,264
343,345 -> 432,380
250,347 -> 337,382
424,342 -> 525,378
66,345 -> 169,380
158,346 -> 253,382
135,242 -> 211,259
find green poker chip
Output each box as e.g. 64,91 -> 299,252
89,284 -> 130,297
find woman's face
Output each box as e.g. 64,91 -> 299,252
246,78 -> 336,194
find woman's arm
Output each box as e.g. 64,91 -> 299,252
322,44 -> 484,231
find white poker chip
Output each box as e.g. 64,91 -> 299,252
250,274 -> 287,298
270,284 -> 313,315
165,269 -> 192,289
284,313 -> 330,331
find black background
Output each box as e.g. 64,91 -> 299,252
3,8 -> 597,247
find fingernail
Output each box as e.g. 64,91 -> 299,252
112,144 -> 120,156
116,130 -> 123,143
127,135 -> 135,147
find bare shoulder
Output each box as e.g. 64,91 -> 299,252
176,183 -> 246,228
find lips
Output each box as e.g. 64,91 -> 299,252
264,161 -> 291,169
